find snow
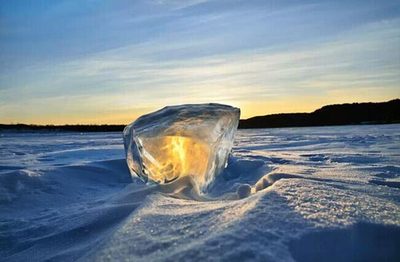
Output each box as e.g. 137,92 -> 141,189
0,124 -> 399,261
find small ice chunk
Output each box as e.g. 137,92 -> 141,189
237,184 -> 252,198
123,103 -> 240,192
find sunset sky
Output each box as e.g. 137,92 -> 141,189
1,0 -> 399,124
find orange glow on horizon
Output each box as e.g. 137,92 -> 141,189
1,94 -> 398,125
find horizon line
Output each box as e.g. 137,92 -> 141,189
1,98 -> 398,126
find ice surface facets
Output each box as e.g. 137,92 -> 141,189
123,104 -> 240,192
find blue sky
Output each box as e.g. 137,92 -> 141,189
0,0 -> 399,124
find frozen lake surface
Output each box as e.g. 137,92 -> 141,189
1,125 -> 399,261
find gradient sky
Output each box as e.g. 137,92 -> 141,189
0,0 -> 399,124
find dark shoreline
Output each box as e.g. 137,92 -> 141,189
1,99 -> 399,132
0,124 -> 126,133
239,99 -> 400,129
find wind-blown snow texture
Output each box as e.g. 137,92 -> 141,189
1,125 -> 399,261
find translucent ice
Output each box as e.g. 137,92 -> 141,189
123,103 -> 240,192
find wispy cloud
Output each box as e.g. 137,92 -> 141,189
0,0 -> 399,123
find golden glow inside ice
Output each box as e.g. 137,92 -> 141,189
141,136 -> 211,184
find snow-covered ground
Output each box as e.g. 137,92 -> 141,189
1,124 -> 399,261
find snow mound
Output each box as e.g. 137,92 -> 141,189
1,124 -> 399,261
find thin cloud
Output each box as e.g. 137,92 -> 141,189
0,1 -> 399,123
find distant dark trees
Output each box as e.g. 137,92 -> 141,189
239,99 -> 400,129
1,99 -> 399,132
0,124 -> 126,132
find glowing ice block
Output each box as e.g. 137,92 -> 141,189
123,103 -> 240,192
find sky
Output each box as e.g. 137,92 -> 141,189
0,0 -> 399,124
